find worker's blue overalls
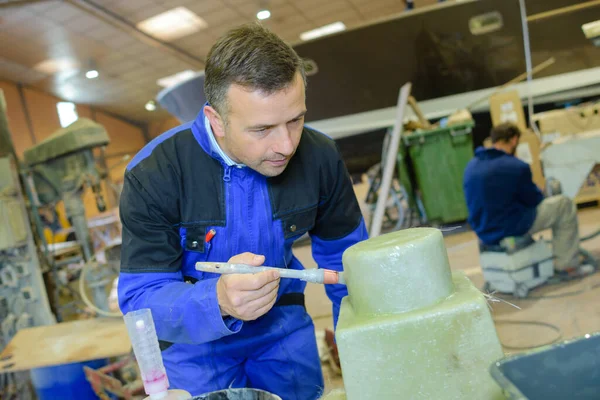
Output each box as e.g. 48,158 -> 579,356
118,107 -> 367,399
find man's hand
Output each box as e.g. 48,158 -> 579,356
216,252 -> 280,321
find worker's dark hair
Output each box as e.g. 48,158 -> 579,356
204,23 -> 306,119
490,122 -> 522,143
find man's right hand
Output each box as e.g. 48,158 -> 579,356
216,252 -> 280,321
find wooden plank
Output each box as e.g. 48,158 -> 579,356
0,318 -> 130,373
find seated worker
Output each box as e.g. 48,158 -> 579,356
118,24 -> 368,398
463,122 -> 585,278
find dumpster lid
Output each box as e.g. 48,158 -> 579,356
403,120 -> 475,143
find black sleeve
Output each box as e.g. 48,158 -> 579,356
311,143 -> 364,240
119,170 -> 182,273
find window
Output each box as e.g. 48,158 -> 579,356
56,102 -> 78,128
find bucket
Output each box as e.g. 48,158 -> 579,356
29,358 -> 108,400
191,388 -> 282,400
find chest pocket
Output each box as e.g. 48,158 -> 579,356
281,206 -> 318,239
181,225 -> 208,253
180,224 -> 214,284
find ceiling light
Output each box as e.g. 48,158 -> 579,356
257,10 -> 271,20
33,58 -> 80,75
85,69 -> 99,79
137,7 -> 208,42
85,59 -> 99,79
145,100 -> 157,111
157,69 -> 198,88
300,22 -> 346,41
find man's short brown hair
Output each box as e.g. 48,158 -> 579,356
490,122 -> 522,143
204,23 -> 307,118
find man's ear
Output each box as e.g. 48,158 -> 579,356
204,105 -> 226,138
513,135 -> 520,147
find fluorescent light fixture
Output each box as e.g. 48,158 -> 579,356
137,7 -> 208,41
85,69 -> 99,79
145,100 -> 157,111
257,10 -> 271,20
582,20 -> 600,39
300,22 -> 346,41
33,58 -> 80,75
56,102 -> 78,127
157,69 -> 197,88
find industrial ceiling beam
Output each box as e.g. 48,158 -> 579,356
65,0 -> 206,69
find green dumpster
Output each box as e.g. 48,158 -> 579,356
402,121 -> 474,224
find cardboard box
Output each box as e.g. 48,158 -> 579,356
531,103 -> 600,203
532,103 -> 600,139
489,90 -> 528,133
487,91 -> 545,190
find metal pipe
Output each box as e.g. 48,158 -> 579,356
519,0 -> 537,134
0,91 -> 17,160
16,83 -> 37,145
65,0 -> 205,69
63,183 -> 94,262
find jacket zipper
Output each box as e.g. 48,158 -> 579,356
260,180 -> 277,268
223,165 -> 232,182
223,164 -> 232,261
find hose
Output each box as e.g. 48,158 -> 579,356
494,319 -> 562,350
581,228 -> 600,242
580,247 -> 599,269
79,259 -> 122,318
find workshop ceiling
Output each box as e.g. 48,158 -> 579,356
0,0 -> 410,123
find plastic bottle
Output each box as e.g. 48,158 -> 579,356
124,308 -> 191,400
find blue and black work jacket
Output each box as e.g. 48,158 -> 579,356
117,109 -> 367,375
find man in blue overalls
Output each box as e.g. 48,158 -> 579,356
118,23 -> 368,399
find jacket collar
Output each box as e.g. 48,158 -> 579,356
475,146 -> 511,159
191,103 -> 245,168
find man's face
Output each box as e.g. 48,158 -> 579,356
205,72 -> 306,177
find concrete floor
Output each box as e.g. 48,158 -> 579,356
292,187 -> 600,393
